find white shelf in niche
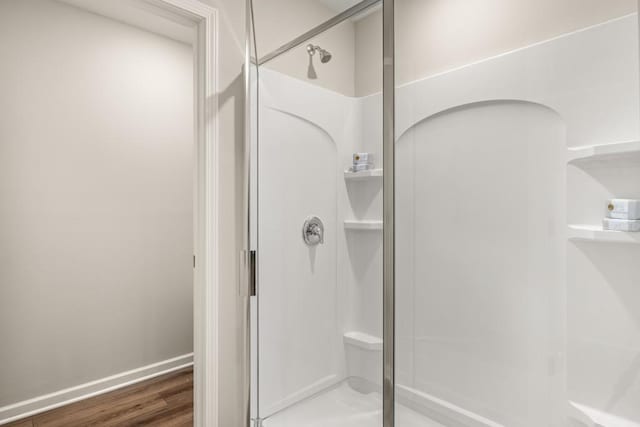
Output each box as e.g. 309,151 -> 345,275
568,224 -> 640,244
344,220 -> 383,230
343,168 -> 383,181
567,140 -> 640,163
343,331 -> 382,351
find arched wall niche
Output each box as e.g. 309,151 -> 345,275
395,99 -> 568,426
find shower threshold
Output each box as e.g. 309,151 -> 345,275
261,380 -> 445,427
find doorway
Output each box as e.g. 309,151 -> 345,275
0,1 -> 219,425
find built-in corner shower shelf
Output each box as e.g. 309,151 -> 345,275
344,220 -> 383,230
568,224 -> 640,244
567,140 -> 640,163
343,331 -> 383,351
343,168 -> 383,181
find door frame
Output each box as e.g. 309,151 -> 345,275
139,2 -> 221,425
164,1 -> 220,426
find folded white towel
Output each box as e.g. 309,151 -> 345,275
353,153 -> 373,166
607,199 -> 640,220
603,218 -> 640,232
349,163 -> 374,172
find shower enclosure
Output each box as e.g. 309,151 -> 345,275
244,1 -> 640,426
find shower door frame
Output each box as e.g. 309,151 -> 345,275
382,1 -> 395,426
243,0 -> 396,425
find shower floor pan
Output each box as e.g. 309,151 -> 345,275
261,381 -> 445,427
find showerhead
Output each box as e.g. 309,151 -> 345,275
319,49 -> 332,63
307,44 -> 332,63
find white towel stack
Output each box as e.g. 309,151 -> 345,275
603,199 -> 640,232
349,152 -> 374,172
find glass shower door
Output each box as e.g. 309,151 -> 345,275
249,2 -> 385,426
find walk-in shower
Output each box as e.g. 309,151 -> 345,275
244,1 -> 640,426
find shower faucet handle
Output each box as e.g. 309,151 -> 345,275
302,216 -> 324,246
308,224 -> 323,242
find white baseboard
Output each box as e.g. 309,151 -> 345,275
0,353 -> 193,425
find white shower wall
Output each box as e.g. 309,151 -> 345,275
388,13 -> 640,427
257,70 -> 361,417
256,13 -> 640,426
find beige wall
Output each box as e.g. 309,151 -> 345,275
356,0 -> 638,96
253,0 -> 347,58
0,0 -> 193,406
254,0 -> 357,96
266,19 -> 356,96
355,7 -> 382,96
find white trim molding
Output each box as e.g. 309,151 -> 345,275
134,1 -> 220,426
160,1 -> 221,427
0,354 -> 193,425
141,1 -> 221,426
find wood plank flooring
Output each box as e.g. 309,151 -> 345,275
5,367 -> 193,427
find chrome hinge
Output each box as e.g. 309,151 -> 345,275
240,249 -> 257,296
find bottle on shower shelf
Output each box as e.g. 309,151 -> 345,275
349,152 -> 374,172
603,199 -> 640,232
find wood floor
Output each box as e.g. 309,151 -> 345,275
5,367 -> 193,427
